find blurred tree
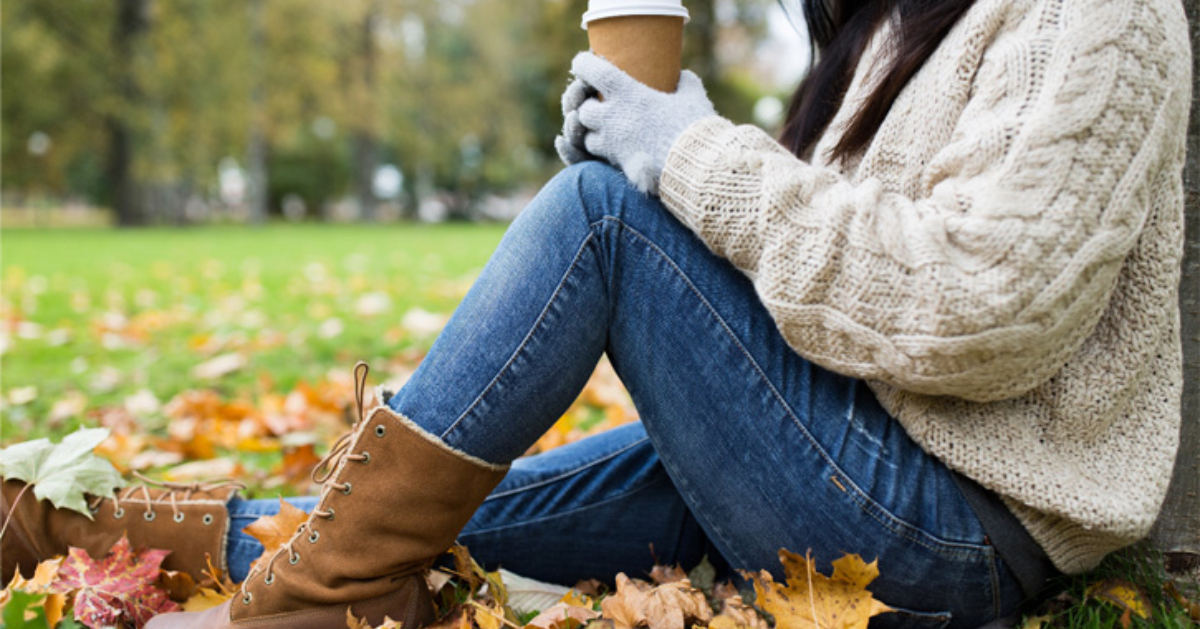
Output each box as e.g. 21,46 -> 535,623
1,0 -> 777,223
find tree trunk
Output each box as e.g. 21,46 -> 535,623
1151,0 -> 1200,580
354,3 -> 379,222
246,0 -> 269,225
107,0 -> 148,227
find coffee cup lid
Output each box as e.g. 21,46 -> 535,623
581,1 -> 690,29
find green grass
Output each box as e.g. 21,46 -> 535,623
1,223 -> 507,442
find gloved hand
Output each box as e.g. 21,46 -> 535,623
555,77 -> 595,166
565,51 -> 717,195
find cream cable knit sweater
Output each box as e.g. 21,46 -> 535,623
659,0 -> 1190,574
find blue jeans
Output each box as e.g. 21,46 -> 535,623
225,163 -> 1024,628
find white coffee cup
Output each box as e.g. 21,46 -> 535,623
581,0 -> 690,29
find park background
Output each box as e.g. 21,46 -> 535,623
2,0 -> 1198,626
1,0 -> 807,459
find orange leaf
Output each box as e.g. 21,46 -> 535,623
5,557 -> 67,627
747,550 -> 893,629
242,499 -> 309,573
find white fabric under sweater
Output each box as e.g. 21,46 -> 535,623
658,0 -> 1190,574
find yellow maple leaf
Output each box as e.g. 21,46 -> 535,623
1085,579 -> 1150,620
182,587 -> 232,612
748,550 -> 892,629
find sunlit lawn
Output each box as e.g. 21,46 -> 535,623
1,223 -> 508,445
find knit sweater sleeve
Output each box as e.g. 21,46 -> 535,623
658,2 -> 1186,403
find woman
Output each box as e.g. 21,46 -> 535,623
3,0 -> 1188,626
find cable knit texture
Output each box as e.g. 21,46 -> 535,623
659,0 -> 1190,574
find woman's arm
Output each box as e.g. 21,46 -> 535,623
659,0 -> 1190,403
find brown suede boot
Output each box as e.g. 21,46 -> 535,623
146,363 -> 510,629
2,474 -> 243,581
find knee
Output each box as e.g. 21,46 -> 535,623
546,161 -> 635,225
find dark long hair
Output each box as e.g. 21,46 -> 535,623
778,0 -> 976,162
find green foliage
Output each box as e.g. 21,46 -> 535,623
0,589 -> 50,629
0,428 -> 124,517
1,0 -> 776,220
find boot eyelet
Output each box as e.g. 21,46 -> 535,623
375,425 -> 386,437
308,530 -> 320,543
89,503 -> 100,515
289,552 -> 300,565
341,482 -> 353,495
264,574 -> 275,585
360,451 -> 371,464
113,507 -> 126,519
326,508 -> 336,520
174,512 -> 185,523
144,511 -> 156,522
203,514 -> 214,525
242,592 -> 253,605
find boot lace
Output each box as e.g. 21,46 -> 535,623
96,473 -> 245,523
239,361 -> 375,604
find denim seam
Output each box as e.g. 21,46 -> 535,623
484,435 -> 652,499
439,231 -> 599,443
606,217 -> 988,562
831,393 -> 992,560
464,474 -> 666,535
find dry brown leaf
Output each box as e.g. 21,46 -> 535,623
709,594 -> 767,629
157,569 -> 199,603
573,580 -> 605,598
711,582 -> 739,603
376,617 -> 405,628
526,602 -> 600,629
748,550 -> 892,629
600,574 -> 712,629
649,566 -> 687,586
242,499 -> 309,572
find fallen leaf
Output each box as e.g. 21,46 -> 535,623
527,602 -> 601,629
4,557 -> 67,627
649,566 -> 687,586
274,444 -> 322,490
708,594 -> 767,629
498,569 -> 571,616
49,536 -> 179,628
1085,579 -> 1150,620
242,499 -> 309,572
157,570 -> 198,603
471,600 -> 508,629
182,587 -> 230,612
600,574 -> 712,629
1019,615 -> 1051,629
0,427 -> 124,517
347,606 -> 372,629
747,550 -> 893,629
192,353 -> 246,380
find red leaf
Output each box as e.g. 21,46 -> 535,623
50,535 -> 180,628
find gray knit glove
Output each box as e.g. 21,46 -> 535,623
566,51 -> 716,195
555,77 -> 596,166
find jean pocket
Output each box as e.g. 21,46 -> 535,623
875,607 -> 952,629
